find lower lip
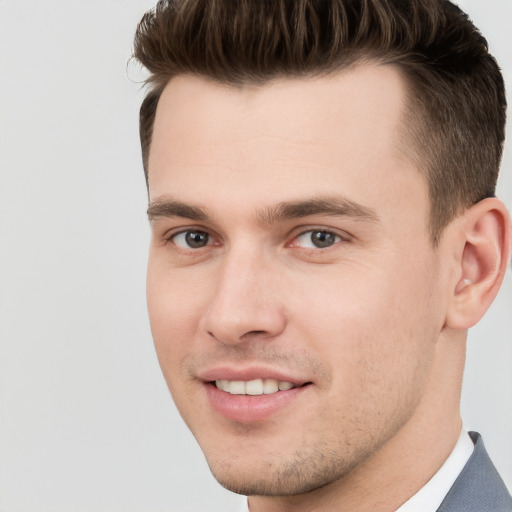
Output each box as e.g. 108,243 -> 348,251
205,383 -> 309,423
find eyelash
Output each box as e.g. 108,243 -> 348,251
289,229 -> 344,250
165,228 -> 218,252
164,226 -> 350,254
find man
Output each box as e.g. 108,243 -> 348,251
133,1 -> 512,510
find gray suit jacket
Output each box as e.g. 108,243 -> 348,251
437,432 -> 512,511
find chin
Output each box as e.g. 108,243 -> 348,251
206,450 -> 356,497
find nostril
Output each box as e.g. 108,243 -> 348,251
244,330 -> 267,337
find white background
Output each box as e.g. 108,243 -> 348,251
0,1 -> 511,511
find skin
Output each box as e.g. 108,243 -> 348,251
145,65 -> 510,512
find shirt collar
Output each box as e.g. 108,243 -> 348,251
395,428 -> 474,512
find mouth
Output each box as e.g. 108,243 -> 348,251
205,378 -> 312,422
213,378 -> 307,396
199,367 -> 313,422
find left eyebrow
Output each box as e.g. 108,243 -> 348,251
259,196 -> 379,225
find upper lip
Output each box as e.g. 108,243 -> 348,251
197,366 -> 310,385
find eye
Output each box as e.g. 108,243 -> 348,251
293,230 -> 341,249
171,229 -> 211,249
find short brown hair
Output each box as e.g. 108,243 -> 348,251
133,0 -> 506,243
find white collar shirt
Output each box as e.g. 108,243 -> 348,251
395,428 -> 474,512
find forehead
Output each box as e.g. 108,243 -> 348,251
148,65 -> 425,225
150,65 -> 408,168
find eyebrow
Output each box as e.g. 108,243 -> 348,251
147,196 -> 379,224
260,196 -> 379,224
147,200 -> 209,222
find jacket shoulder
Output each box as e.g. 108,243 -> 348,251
437,432 -> 512,512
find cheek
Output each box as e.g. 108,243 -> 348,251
291,258 -> 439,393
146,273 -> 205,423
299,297 -> 436,442
146,263 -> 204,373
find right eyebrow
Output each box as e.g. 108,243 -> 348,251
147,199 -> 210,222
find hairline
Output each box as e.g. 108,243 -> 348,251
144,57 -> 440,243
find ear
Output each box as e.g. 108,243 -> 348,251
445,197 -> 511,330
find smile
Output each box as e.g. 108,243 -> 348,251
215,378 -> 296,395
206,378 -> 311,422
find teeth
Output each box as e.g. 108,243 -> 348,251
215,378 -> 296,395
278,381 -> 294,391
216,379 -> 229,392
229,381 -> 246,395
263,379 -> 279,394
245,379 -> 263,395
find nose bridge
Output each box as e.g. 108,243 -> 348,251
202,243 -> 286,344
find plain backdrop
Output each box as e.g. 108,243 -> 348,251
0,1 -> 511,511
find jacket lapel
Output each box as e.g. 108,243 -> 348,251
436,432 -> 512,512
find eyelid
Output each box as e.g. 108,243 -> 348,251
287,226 -> 352,248
171,230 -> 210,249
162,224 -> 210,240
159,224 -> 350,253
163,225 -> 221,251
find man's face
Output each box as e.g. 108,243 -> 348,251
146,65 -> 448,496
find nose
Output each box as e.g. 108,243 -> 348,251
200,250 -> 287,345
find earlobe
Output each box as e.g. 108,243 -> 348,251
446,198 -> 511,330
